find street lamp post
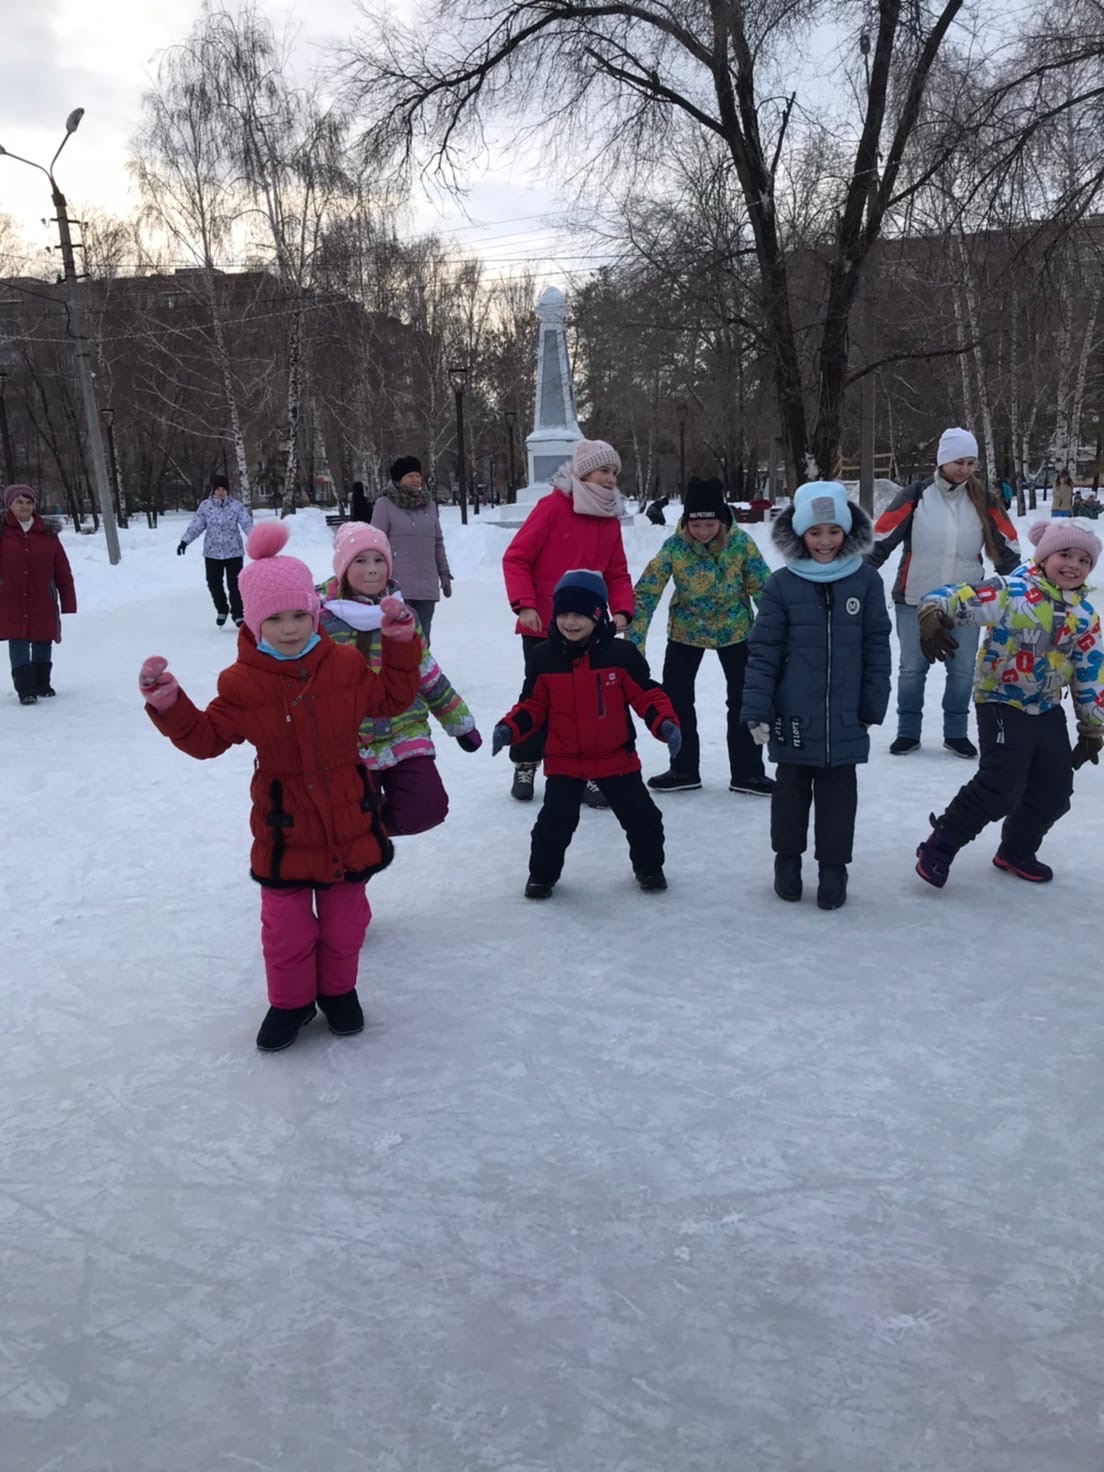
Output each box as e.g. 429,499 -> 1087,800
449,365 -> 469,526
102,406 -> 126,527
505,409 -> 517,504
676,402 -> 688,499
858,32 -> 878,518
0,370 -> 15,484
0,110 -> 121,562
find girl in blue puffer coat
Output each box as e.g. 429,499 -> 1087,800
741,481 -> 891,910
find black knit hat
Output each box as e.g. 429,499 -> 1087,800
682,476 -> 731,526
211,473 -> 230,492
390,455 -> 422,482
552,569 -> 608,622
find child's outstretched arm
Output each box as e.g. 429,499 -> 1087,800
626,542 -> 673,650
139,656 -> 245,760
494,676 -> 551,755
1070,607 -> 1104,742
355,598 -> 423,718
917,575 -> 1019,662
620,643 -> 679,742
419,649 -> 478,745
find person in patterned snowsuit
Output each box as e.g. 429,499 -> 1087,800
177,475 -> 253,627
320,523 -> 480,836
629,476 -> 772,795
915,519 -> 1104,889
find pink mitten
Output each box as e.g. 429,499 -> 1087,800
139,655 -> 179,712
380,595 -> 416,642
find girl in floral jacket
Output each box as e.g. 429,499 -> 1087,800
629,477 -> 772,794
321,524 -> 481,836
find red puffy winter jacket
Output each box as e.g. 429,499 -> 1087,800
502,487 -> 634,638
0,512 -> 77,642
147,628 -> 422,887
499,624 -> 677,779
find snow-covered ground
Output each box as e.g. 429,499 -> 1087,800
4,505 -> 1103,1472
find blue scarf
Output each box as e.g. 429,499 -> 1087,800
785,552 -> 864,584
257,632 -> 321,661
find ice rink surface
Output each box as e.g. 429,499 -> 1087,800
3,506 -> 1102,1471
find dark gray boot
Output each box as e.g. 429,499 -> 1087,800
34,662 -> 56,697
12,664 -> 37,705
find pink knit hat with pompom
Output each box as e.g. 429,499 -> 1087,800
332,522 -> 392,585
1027,518 -> 1101,573
237,521 -> 321,638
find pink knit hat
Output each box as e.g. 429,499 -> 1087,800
1028,518 -> 1101,572
237,521 -> 321,638
332,522 -> 392,585
572,439 -> 621,479
4,484 -> 37,511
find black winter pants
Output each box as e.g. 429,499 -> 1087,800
529,773 -> 665,884
407,599 -> 436,642
661,639 -> 763,781
205,556 -> 244,619
938,703 -> 1072,855
512,636 -> 547,765
771,762 -> 858,865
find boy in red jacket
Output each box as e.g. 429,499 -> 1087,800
493,570 -> 680,897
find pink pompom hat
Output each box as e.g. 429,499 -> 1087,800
237,521 -> 321,638
332,522 -> 393,585
1027,518 -> 1101,572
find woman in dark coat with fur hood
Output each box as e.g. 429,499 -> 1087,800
0,484 -> 76,704
741,481 -> 891,910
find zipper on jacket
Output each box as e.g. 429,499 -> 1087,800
824,584 -> 833,765
594,668 -> 606,718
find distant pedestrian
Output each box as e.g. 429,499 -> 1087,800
371,457 -> 453,641
1,484 -> 76,705
644,495 -> 669,526
1052,469 -> 1074,517
349,481 -> 372,522
177,475 -> 253,628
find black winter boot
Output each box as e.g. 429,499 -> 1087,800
773,854 -> 803,902
915,815 -> 960,889
525,878 -> 554,899
992,846 -> 1053,883
256,1002 -> 316,1052
816,863 -> 848,910
317,988 -> 365,1036
34,662 -> 56,697
12,665 -> 37,705
635,870 -> 667,892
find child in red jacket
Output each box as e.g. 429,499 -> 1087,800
139,521 -> 422,1053
493,570 -> 680,897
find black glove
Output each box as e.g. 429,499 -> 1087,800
918,606 -> 958,664
1072,729 -> 1104,771
176,541 -> 187,556
491,723 -> 511,757
659,719 -> 681,761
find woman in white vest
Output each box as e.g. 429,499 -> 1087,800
868,428 -> 1020,758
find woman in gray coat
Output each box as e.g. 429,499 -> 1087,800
371,457 -> 453,640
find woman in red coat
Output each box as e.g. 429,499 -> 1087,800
140,521 -> 423,1053
501,438 -> 633,804
1,484 -> 77,705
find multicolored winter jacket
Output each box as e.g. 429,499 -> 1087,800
919,565 -> 1104,727
319,583 -> 475,768
498,620 -> 677,780
627,523 -> 771,651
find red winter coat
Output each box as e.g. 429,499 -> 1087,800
147,629 -> 422,887
502,487 -> 634,638
0,512 -> 77,642
499,624 -> 677,779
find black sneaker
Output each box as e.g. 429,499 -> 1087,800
773,854 -> 803,902
18,692 -> 37,706
525,878 -> 554,899
635,871 -> 667,892
992,845 -> 1053,883
511,763 -> 537,801
943,736 -> 977,759
256,1002 -> 316,1052
584,780 -> 611,809
729,775 -> 775,796
647,769 -> 702,792
216,613 -> 229,627
816,863 -> 848,910
890,736 -> 920,755
316,988 -> 365,1036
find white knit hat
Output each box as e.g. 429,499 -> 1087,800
937,427 -> 978,466
572,439 -> 621,479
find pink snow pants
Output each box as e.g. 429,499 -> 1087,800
259,883 -> 371,1008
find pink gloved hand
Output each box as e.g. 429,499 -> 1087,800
380,596 -> 416,642
139,655 -> 179,712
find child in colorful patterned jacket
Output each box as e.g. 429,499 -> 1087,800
915,519 -> 1104,888
629,476 -> 772,795
320,523 -> 480,836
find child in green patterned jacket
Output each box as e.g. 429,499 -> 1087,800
628,476 -> 773,795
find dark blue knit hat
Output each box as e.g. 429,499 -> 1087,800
552,569 -> 608,622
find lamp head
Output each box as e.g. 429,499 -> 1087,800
65,109 -> 85,134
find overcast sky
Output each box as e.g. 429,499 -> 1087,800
0,0 -> 583,284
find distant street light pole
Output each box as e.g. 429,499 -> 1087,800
677,401 -> 688,499
102,406 -> 126,527
505,408 -> 517,504
858,33 -> 877,517
448,365 -> 469,526
0,110 -> 121,562
0,370 -> 15,484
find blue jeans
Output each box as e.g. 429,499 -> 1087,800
7,639 -> 52,670
894,603 -> 979,741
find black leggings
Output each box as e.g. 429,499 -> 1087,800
529,773 -> 664,883
205,557 -> 243,618
660,640 -> 763,781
